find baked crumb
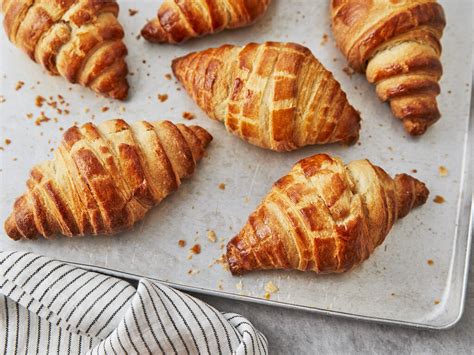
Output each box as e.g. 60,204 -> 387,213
101,106 -> 109,112
218,183 -> 226,190
264,293 -> 271,300
207,230 -> 217,243
190,244 -> 201,254
165,73 -> 172,80
434,300 -> 440,305
235,280 -> 243,290
320,33 -> 329,46
438,166 -> 448,177
128,8 -> 138,16
217,280 -> 224,290
187,268 -> 200,275
182,112 -> 195,120
35,112 -> 51,126
0,96 -> 6,103
119,106 -> 126,113
158,94 -> 168,103
15,81 -> 24,90
433,195 -> 445,204
84,108 -> 90,113
411,169 -> 417,174
342,66 -> 355,77
4,139 -> 11,145
178,239 -> 186,247
427,259 -> 434,266
264,281 -> 279,294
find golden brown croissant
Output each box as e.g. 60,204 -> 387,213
227,154 -> 429,275
1,0 -> 129,100
141,0 -> 271,44
330,0 -> 446,135
172,42 -> 361,151
5,119 -> 212,240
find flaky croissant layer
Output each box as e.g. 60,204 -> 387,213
5,119 -> 212,240
227,154 -> 429,275
173,42 -> 361,151
141,0 -> 271,43
1,0 -> 129,99
330,0 -> 446,135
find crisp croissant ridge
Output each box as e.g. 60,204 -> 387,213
1,0 -> 129,100
5,119 -> 212,240
172,42 -> 361,151
330,0 -> 446,135
141,0 -> 271,44
227,154 -> 429,275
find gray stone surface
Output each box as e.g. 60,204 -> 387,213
193,254 -> 473,354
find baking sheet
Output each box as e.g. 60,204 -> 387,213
0,0 -> 472,329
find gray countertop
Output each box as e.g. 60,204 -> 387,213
193,253 -> 473,354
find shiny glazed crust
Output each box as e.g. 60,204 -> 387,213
5,119 -> 212,239
226,154 -> 429,275
1,0 -> 129,100
330,0 -> 446,135
141,0 -> 271,43
172,42 -> 361,151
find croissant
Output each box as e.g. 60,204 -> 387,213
172,42 -> 361,151
330,0 -> 446,135
141,0 -> 271,44
226,154 -> 429,275
5,119 -> 212,240
1,0 -> 129,100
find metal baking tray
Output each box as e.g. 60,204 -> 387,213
0,0 -> 472,329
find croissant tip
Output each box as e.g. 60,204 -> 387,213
190,126 -> 213,148
226,242 -> 245,276
4,215 -> 22,241
141,20 -> 168,44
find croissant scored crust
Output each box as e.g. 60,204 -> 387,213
172,42 -> 361,151
330,0 -> 446,135
5,119 -> 212,240
141,0 -> 271,44
1,0 -> 129,100
226,154 -> 429,275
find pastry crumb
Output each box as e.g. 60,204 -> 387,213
182,112 -> 195,120
15,81 -> 25,90
157,94 -> 168,102
178,240 -> 186,247
264,292 -> 271,300
427,259 -> 434,266
101,106 -> 109,112
35,112 -> 51,126
217,280 -> 224,290
119,106 -> 126,113
264,281 -> 279,294
165,73 -> 172,80
207,230 -> 217,243
4,139 -> 11,145
190,244 -> 201,254
411,169 -> 417,173
438,166 -> 448,177
187,268 -> 199,276
235,280 -> 243,290
342,66 -> 355,77
128,8 -> 138,16
433,195 -> 445,204
320,33 -> 329,45
218,183 -> 226,190
0,96 -> 6,103
434,299 -> 440,305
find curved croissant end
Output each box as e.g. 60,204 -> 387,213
141,0 -> 271,44
172,42 -> 361,151
226,154 -> 429,275
330,0 -> 446,135
5,120 -> 212,240
1,0 -> 129,99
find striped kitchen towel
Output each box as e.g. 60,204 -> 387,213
0,251 -> 268,355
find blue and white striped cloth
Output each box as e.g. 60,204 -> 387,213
0,251 -> 268,354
